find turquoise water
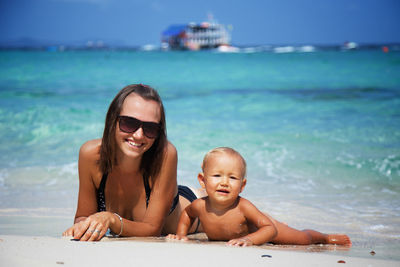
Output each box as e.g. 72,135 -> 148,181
0,50 -> 399,259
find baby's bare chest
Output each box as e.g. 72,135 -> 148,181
199,211 -> 250,241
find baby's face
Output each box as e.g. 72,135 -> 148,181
202,153 -> 246,205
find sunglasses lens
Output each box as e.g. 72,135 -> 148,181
118,116 -> 160,138
119,116 -> 141,133
142,122 -> 160,139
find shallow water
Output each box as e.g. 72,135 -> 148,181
0,49 -> 399,260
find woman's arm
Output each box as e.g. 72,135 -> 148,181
227,198 -> 277,246
121,142 -> 178,237
74,139 -> 101,222
63,139 -> 111,241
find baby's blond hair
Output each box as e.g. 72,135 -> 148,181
202,147 -> 247,178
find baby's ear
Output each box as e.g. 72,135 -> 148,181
240,178 -> 247,193
197,172 -> 206,188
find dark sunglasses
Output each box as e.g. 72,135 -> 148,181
118,115 -> 160,139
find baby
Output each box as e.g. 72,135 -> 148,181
167,147 -> 351,246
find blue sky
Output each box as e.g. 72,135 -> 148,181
1,0 -> 399,46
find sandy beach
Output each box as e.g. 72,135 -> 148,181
0,235 -> 398,267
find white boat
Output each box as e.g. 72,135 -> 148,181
273,46 -> 295,53
216,44 -> 240,53
161,17 -> 232,50
342,41 -> 358,50
297,45 -> 315,53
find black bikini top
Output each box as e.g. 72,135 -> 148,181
96,172 -> 178,214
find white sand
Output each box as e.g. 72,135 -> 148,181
0,235 -> 398,267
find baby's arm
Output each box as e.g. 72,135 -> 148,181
228,198 -> 277,246
167,200 -> 199,241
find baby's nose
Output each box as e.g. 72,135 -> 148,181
220,176 -> 229,185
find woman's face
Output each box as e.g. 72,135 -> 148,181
115,93 -> 161,159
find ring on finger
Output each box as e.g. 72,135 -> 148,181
88,229 -> 95,233
94,229 -> 101,234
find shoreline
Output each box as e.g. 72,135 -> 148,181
0,235 -> 398,267
1,212 -> 399,262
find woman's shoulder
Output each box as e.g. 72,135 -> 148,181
80,139 -> 101,153
165,141 -> 177,155
79,139 -> 102,163
78,139 -> 103,185
162,141 -> 177,163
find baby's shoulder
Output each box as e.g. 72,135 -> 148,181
192,197 -> 206,208
184,198 -> 206,217
189,197 -> 207,211
237,197 -> 258,210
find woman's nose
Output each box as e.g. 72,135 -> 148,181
132,126 -> 145,139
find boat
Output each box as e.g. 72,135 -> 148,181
342,41 -> 358,51
161,16 -> 232,50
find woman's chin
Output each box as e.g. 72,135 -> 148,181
120,143 -> 146,158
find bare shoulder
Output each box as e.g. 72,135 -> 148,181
80,139 -> 101,156
150,140 -> 177,191
192,198 -> 206,209
157,141 -> 177,175
165,141 -> 177,158
237,197 -> 259,211
78,139 -> 102,184
79,139 -> 101,165
238,196 -> 252,205
186,198 -> 205,217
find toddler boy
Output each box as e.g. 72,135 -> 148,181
167,147 -> 351,246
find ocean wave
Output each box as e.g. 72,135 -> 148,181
0,90 -> 58,99
270,87 -> 400,102
0,103 -> 103,168
336,153 -> 363,169
369,224 -> 387,230
0,162 -> 78,190
335,152 -> 400,181
162,86 -> 400,103
0,207 -> 74,217
374,154 -> 400,178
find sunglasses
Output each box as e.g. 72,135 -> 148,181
118,115 -> 161,139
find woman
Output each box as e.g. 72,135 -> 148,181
63,84 -> 201,241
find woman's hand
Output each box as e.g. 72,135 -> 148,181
62,212 -> 114,241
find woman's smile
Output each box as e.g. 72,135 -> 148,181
126,139 -> 144,148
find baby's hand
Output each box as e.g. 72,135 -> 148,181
166,234 -> 189,241
227,237 -> 254,247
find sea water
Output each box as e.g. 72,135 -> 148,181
0,49 -> 399,260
